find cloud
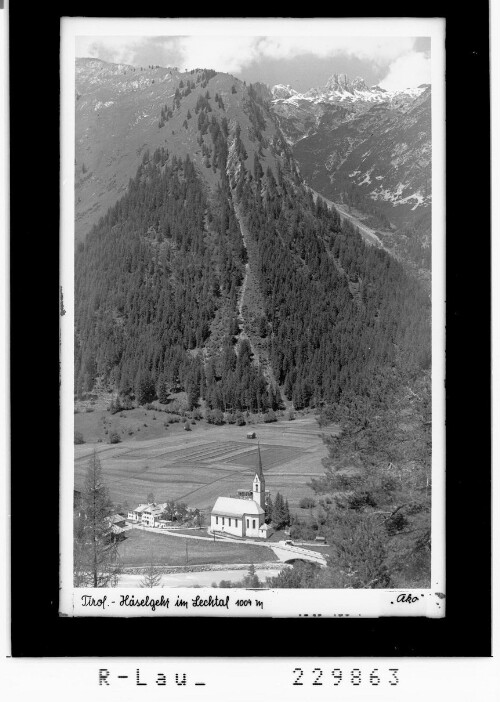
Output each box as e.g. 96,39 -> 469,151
174,35 -> 419,74
77,35 -> 422,77
76,36 -> 182,67
379,51 -> 431,90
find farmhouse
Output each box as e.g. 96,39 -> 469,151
107,514 -> 127,541
211,445 -> 272,539
128,503 -> 167,526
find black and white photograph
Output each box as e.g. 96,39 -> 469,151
59,17 -> 445,616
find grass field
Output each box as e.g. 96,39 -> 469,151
117,529 -> 277,567
74,405 -> 211,444
74,416 -> 339,515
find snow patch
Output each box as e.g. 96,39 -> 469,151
94,100 -> 114,110
359,167 -> 375,185
398,191 -> 425,210
370,185 -> 428,209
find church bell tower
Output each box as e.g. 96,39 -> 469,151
252,443 -> 266,509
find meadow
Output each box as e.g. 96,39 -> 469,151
116,529 -> 277,567
74,416 -> 339,516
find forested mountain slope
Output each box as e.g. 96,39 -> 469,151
75,61 -> 431,415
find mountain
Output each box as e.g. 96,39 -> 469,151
270,73 -> 427,143
270,74 -> 432,273
74,59 -> 430,414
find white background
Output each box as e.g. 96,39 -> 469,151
1,9 -> 498,702
60,15 -> 445,619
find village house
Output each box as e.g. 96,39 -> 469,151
211,445 -> 273,539
127,503 -> 167,526
107,513 -> 127,542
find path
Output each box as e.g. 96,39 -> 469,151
209,531 -> 327,566
127,525 -> 327,566
307,186 -> 386,249
333,201 -> 385,247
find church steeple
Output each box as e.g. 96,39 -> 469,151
252,443 -> 266,509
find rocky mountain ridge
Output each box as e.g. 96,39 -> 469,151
269,73 -> 432,270
270,73 -> 427,130
75,59 -> 431,276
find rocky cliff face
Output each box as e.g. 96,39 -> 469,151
270,74 -> 431,250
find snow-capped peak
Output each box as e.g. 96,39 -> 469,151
271,84 -> 299,100
271,73 -> 428,108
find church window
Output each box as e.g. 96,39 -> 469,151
228,518 -> 231,527
222,517 -> 225,525
216,516 -> 218,525
246,519 -> 249,528
252,519 -> 256,529
235,520 -> 238,527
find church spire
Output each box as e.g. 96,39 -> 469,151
256,442 -> 264,480
252,443 -> 266,509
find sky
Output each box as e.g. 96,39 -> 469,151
75,34 -> 431,91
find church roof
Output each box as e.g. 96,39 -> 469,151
212,497 -> 264,517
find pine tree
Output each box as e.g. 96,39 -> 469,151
187,385 -> 200,410
135,369 -> 155,405
74,451 -> 119,587
140,553 -> 162,588
284,498 -> 291,527
273,492 -> 287,530
157,374 -> 170,404
265,494 -> 273,524
243,563 -> 260,587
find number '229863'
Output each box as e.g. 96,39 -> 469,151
292,668 -> 399,686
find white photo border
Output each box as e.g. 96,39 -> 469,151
60,16 -> 445,618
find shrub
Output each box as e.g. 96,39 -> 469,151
347,491 -> 377,511
74,431 -> 85,445
263,410 -> 277,423
85,407 -> 95,413
385,512 -> 409,535
226,412 -> 236,424
299,497 -> 316,509
206,409 -> 224,425
289,522 -> 316,541
236,413 -> 246,426
109,431 -> 121,444
184,421 -> 192,431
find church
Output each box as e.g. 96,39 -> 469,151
210,445 -> 273,539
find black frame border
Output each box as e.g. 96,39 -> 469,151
9,2 -> 491,657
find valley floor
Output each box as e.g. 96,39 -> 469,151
74,416 -> 339,515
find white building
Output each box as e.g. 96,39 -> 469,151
210,444 -> 272,539
128,503 -> 167,526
